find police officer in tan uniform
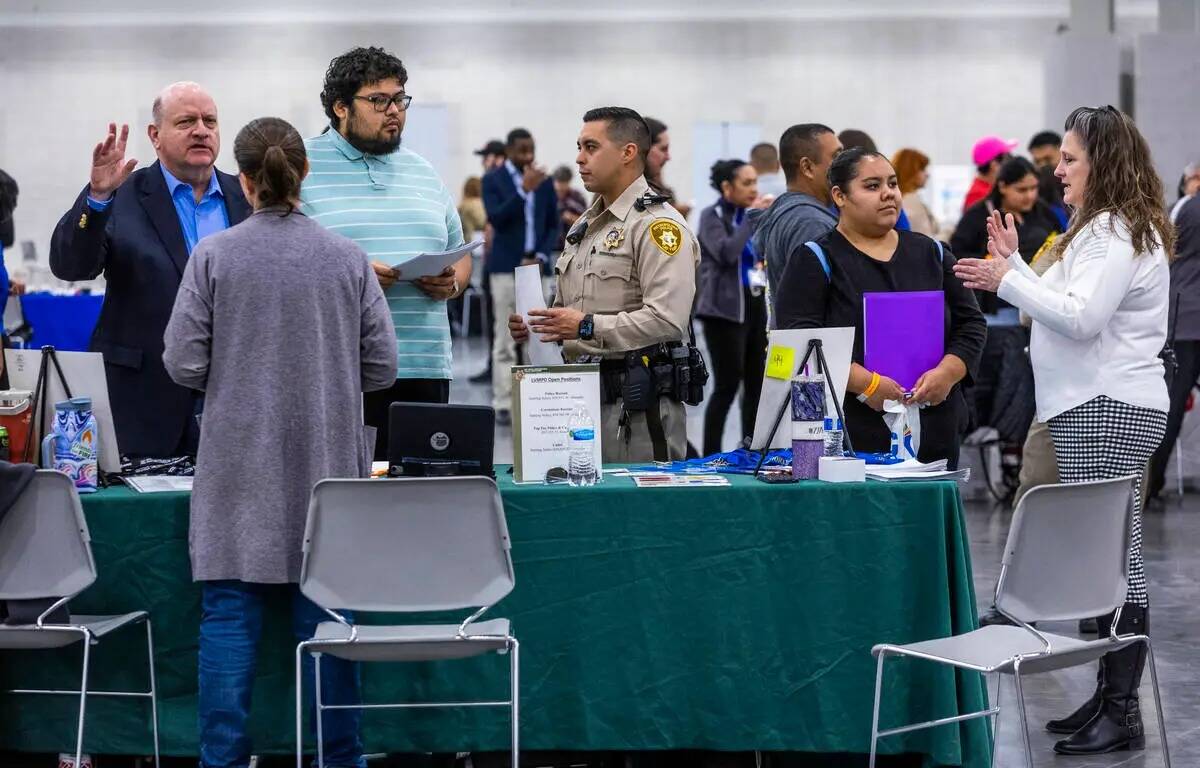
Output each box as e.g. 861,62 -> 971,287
510,106 -> 699,462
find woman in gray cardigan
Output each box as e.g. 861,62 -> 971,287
163,116 -> 397,768
696,158 -> 771,455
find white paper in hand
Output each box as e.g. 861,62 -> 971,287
391,239 -> 482,279
515,264 -> 562,367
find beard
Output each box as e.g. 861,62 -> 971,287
344,108 -> 402,156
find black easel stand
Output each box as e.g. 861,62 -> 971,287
22,346 -> 73,465
752,339 -> 854,477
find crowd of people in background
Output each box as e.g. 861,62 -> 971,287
448,118 -> 1089,461
2,37 -> 1200,765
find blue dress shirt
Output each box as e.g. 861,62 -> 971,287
505,160 -> 538,256
87,165 -> 230,255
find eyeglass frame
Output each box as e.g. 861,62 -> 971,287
354,93 -> 413,113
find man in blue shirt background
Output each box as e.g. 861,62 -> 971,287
482,127 -> 559,423
49,82 -> 250,459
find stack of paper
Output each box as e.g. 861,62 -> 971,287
865,459 -> 970,483
391,239 -> 482,278
122,476 -> 193,493
515,263 -> 562,366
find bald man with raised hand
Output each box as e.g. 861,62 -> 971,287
50,82 -> 251,460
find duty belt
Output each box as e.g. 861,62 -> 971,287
581,342 -> 710,462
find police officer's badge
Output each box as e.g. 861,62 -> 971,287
649,219 -> 683,256
604,227 -> 625,250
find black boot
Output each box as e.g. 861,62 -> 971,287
1046,611 -> 1114,733
979,604 -> 1016,627
1054,604 -> 1149,755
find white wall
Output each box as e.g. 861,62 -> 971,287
0,12 -> 1157,276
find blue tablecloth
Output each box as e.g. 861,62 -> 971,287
20,292 -> 103,352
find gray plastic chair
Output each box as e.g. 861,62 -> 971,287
0,470 -> 159,767
296,476 -> 517,768
867,476 -> 1170,767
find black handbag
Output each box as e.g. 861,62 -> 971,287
1161,290 -> 1181,389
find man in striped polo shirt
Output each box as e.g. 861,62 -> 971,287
302,46 -> 470,459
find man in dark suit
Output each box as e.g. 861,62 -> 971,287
482,128 -> 559,424
50,82 -> 250,460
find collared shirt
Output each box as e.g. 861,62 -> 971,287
554,175 -> 698,360
505,159 -> 537,255
301,127 -> 464,381
86,164 -> 230,255
159,165 -> 229,254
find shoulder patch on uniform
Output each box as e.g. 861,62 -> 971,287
648,218 -> 683,256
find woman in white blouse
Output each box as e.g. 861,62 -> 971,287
955,105 -> 1174,758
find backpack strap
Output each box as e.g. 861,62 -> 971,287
806,241 -> 831,280
808,238 -> 942,282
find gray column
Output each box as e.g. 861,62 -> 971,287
1070,0 -> 1115,34
1135,31 -> 1200,198
1043,35 -> 1122,130
1158,0 -> 1199,32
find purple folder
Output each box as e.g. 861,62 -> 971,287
863,291 -> 945,391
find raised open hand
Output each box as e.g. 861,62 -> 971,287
90,123 -> 138,201
985,210 -> 1019,260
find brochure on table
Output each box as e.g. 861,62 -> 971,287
4,348 -> 123,473
749,327 -> 855,451
511,364 -> 602,484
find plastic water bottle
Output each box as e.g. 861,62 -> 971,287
823,417 -> 844,457
567,403 -> 598,487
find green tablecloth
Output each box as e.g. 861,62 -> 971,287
0,471 -> 989,765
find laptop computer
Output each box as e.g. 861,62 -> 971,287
387,403 -> 495,478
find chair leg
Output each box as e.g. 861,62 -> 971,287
314,652 -> 325,768
296,644 -> 305,768
75,632 -> 91,768
510,638 -> 520,768
868,652 -> 885,768
1145,638 -> 1172,768
145,620 -> 161,768
1012,663 -> 1034,768
991,674 -> 1003,768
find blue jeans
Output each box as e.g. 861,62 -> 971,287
198,581 -> 365,768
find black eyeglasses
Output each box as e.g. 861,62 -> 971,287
355,93 -> 413,113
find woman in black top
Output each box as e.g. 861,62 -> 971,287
951,156 -> 1062,312
775,147 -> 986,467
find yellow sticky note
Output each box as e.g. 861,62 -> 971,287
765,345 -> 795,380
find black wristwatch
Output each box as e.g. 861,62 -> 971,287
578,313 -> 595,341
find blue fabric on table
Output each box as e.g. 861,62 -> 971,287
20,292 -> 104,351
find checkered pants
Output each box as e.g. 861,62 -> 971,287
1047,396 -> 1167,607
